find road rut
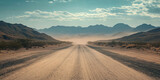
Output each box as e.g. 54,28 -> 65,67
2,45 -> 153,80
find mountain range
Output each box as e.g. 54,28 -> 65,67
0,21 -> 56,41
0,21 -> 159,43
116,27 -> 160,42
39,23 -> 157,36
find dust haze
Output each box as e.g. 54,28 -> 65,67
52,32 -> 135,44
54,35 -> 113,44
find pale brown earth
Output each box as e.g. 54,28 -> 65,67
54,35 -> 123,44
0,44 -> 71,78
0,45 -> 154,80
0,43 -> 70,61
96,46 -> 160,64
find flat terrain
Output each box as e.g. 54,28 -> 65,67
95,46 -> 160,64
0,45 -> 156,80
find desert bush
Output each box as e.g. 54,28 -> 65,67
16,39 -> 32,49
0,41 -> 22,50
150,42 -> 160,48
90,40 -> 160,52
0,39 -> 69,51
7,41 -> 22,50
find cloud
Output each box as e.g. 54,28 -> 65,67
90,0 -> 160,18
48,0 -> 71,3
14,9 -> 116,21
25,0 -> 35,3
48,1 -> 54,3
122,0 -> 160,17
130,0 -> 160,15
12,0 -> 160,22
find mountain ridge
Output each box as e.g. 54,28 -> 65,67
0,21 -> 57,41
39,23 -> 158,35
133,24 -> 156,32
116,27 -> 160,42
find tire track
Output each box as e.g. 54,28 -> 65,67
81,46 -> 115,80
88,45 -> 160,79
83,46 -> 118,79
44,46 -> 77,80
81,45 -> 153,80
1,45 -> 154,80
70,45 -> 83,80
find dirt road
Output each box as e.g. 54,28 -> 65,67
1,45 -> 154,80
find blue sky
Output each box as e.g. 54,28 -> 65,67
0,0 -> 160,29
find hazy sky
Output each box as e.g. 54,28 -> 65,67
0,0 -> 160,29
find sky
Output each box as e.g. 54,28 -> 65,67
0,0 -> 160,29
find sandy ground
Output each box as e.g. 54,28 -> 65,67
0,44 -> 70,61
0,44 -> 71,78
97,46 -> 160,64
1,45 -> 154,80
54,35 -> 122,44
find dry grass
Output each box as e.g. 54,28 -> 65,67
0,39 -> 71,51
88,41 -> 160,53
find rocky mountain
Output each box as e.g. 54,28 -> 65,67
0,21 -> 56,41
133,24 -> 156,32
117,28 -> 160,42
112,23 -> 133,32
39,23 -> 158,36
39,25 -> 109,35
39,23 -> 135,35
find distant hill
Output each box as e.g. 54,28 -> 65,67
39,25 -> 110,35
0,21 -> 56,41
117,28 -> 160,42
39,23 -> 157,36
133,24 -> 156,32
111,32 -> 136,38
39,23 -> 136,35
112,23 -> 133,32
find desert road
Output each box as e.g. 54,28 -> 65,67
1,45 -> 155,80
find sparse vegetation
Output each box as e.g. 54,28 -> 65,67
0,39 -> 71,51
88,41 -> 160,52
0,21 -> 72,52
